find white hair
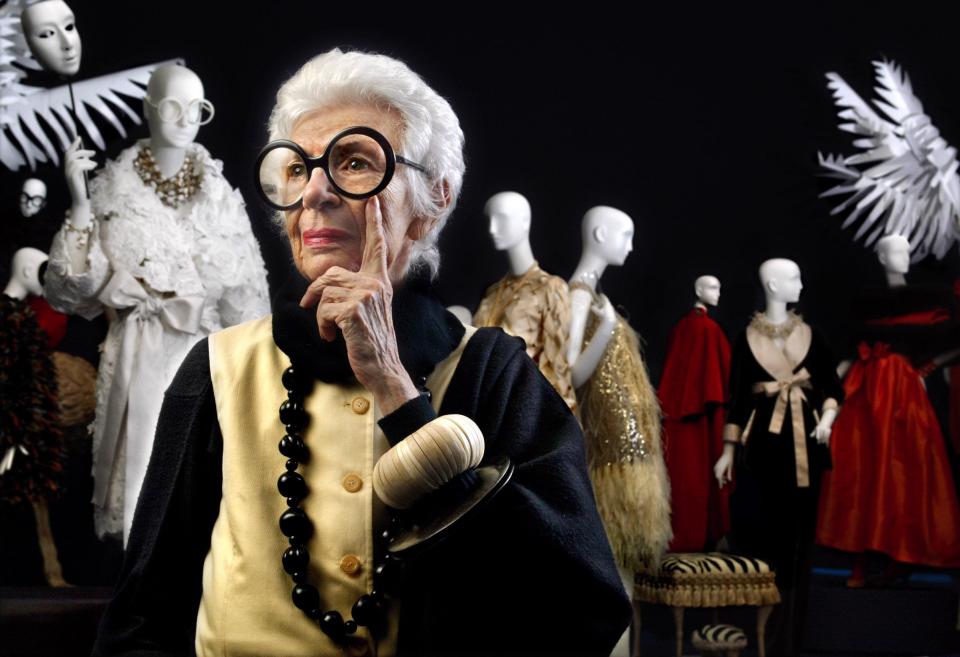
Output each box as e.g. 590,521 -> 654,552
267,49 -> 466,279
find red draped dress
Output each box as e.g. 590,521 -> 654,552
817,285 -> 960,567
659,306 -> 732,552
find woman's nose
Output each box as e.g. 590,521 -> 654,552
302,167 -> 340,209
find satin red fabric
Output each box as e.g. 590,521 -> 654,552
660,308 -> 732,552
26,294 -> 67,349
817,342 -> 960,567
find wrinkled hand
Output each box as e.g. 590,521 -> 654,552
714,447 -> 734,487
64,137 -> 96,222
300,197 -> 417,414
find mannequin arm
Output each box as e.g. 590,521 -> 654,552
837,359 -> 852,379
811,407 -> 838,446
62,137 -> 97,273
566,287 -> 592,367
570,295 -> 616,388
714,440 -> 737,488
43,221 -> 111,321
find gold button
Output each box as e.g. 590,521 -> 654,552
342,473 -> 363,493
351,397 -> 370,414
340,554 -> 362,575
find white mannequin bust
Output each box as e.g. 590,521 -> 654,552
485,191 -> 536,276
4,248 -> 48,299
20,178 -> 48,218
713,258 -> 837,486
20,0 -> 81,77
61,64 -> 208,270
694,274 -> 721,309
566,206 -> 633,388
876,234 -> 910,287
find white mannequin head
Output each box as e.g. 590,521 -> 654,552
695,275 -> 721,306
4,247 -> 48,299
20,178 -> 48,217
758,258 -> 802,303
581,206 -> 634,266
485,191 -> 531,251
20,0 -> 81,77
144,64 -> 207,149
876,234 -> 910,275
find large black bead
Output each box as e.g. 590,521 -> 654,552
344,620 -> 358,635
279,507 -> 313,540
291,583 -> 319,611
352,594 -> 383,627
279,435 -> 308,462
283,545 -> 310,575
278,471 -> 307,499
373,558 -> 402,594
319,610 -> 345,639
279,400 -> 307,430
282,366 -> 300,392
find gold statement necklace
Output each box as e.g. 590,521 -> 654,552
134,146 -> 202,209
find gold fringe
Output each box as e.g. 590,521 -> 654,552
579,313 -> 672,570
635,571 -> 781,607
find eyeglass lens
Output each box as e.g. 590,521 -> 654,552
258,133 -> 389,208
155,98 -> 215,125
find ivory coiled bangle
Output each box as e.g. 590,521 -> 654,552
373,414 -> 485,510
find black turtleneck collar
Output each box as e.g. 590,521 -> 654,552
272,266 -> 466,385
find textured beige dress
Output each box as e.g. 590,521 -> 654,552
473,263 -> 577,411
574,284 -> 672,570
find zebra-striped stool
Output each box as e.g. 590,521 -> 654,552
691,624 -> 748,657
634,553 -> 780,657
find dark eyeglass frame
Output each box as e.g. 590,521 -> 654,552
254,125 -> 428,210
20,193 -> 47,208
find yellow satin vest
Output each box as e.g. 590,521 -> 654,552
197,315 -> 474,657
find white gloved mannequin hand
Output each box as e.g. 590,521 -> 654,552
714,443 -> 735,487
810,407 -> 838,446
64,137 -> 96,228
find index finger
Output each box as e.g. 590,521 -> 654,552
360,196 -> 388,276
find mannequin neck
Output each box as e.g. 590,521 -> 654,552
3,279 -> 27,299
571,252 -> 608,291
694,300 -> 708,311
505,239 -> 536,277
763,298 -> 790,325
885,271 -> 907,287
149,138 -> 189,179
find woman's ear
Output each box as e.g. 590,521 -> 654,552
433,179 -> 452,212
407,216 -> 438,241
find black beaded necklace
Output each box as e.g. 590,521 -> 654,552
277,364 -> 403,643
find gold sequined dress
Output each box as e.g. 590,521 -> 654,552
575,285 -> 672,570
474,263 -> 577,411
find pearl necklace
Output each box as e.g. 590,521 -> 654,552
133,146 -> 202,209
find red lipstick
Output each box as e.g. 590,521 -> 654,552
302,228 -> 350,248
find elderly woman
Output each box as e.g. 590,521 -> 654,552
92,49 -> 629,657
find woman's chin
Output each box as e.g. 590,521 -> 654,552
297,252 -> 360,281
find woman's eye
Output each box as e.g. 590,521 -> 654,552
347,158 -> 369,171
286,163 -> 306,179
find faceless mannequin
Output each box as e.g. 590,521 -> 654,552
474,191 -> 577,409
446,305 -> 473,326
876,235 -> 910,288
694,274 -> 721,309
20,0 -> 81,77
714,258 -> 837,486
20,178 -> 48,218
61,64 -> 207,272
4,248 -> 48,299
485,191 -> 535,276
567,206 -> 632,388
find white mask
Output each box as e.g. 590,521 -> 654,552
21,1 -> 82,77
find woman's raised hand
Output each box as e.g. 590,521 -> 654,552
300,196 -> 418,414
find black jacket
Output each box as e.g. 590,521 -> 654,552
91,275 -> 631,657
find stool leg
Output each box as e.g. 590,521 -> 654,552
671,607 -> 684,657
756,605 -> 773,657
631,602 -> 642,657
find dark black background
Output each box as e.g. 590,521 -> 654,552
5,0 -> 959,380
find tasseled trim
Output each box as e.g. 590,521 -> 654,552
635,570 -> 781,607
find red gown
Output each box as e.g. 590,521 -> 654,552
659,306 -> 731,552
817,285 -> 960,567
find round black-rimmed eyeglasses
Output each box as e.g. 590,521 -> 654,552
255,126 -> 428,210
